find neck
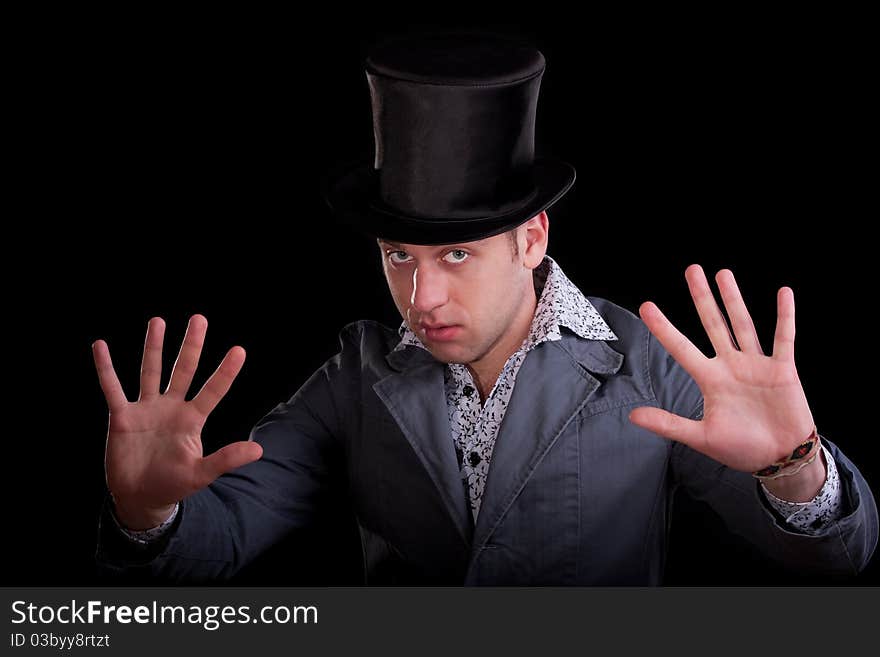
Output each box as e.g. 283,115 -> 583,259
466,279 -> 538,404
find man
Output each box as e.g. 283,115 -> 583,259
93,32 -> 878,584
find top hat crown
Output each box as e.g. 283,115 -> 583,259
322,32 -> 576,245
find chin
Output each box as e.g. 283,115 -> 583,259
426,344 -> 473,365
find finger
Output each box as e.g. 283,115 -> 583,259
92,340 -> 129,412
639,301 -> 708,378
139,317 -> 166,402
714,269 -> 764,355
772,286 -> 796,362
197,440 -> 264,486
628,406 -> 705,452
190,346 -> 247,418
165,314 -> 208,399
685,264 -> 738,355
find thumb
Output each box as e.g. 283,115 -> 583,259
628,406 -> 702,449
198,440 -> 264,485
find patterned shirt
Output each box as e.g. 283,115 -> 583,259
113,255 -> 842,542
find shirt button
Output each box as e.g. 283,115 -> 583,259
469,451 -> 482,466
462,385 -> 475,397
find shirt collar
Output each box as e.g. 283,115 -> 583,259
392,254 -> 617,354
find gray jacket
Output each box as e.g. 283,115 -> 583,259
95,297 -> 879,584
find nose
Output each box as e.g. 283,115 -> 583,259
410,265 -> 449,315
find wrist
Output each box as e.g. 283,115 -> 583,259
111,496 -> 177,531
761,447 -> 827,502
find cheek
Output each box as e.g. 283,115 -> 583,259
476,282 -> 517,324
387,277 -> 412,313
460,283 -> 497,325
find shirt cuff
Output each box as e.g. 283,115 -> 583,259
760,440 -> 843,534
109,501 -> 179,545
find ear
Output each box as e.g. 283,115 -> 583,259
521,211 -> 549,269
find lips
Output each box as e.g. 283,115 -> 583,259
420,324 -> 461,342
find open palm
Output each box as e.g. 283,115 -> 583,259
628,265 -> 816,473
93,315 -> 263,528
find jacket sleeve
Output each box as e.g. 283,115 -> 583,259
94,323 -> 360,583
646,330 -> 880,577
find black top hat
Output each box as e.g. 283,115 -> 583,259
321,32 -> 576,246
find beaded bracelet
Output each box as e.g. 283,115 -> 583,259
752,426 -> 820,480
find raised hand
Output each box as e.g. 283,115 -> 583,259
92,315 -> 263,530
628,265 -> 817,475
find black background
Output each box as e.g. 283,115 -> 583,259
8,7 -> 877,586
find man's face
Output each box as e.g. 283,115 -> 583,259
378,230 -> 532,365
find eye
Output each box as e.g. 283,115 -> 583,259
443,249 -> 469,264
387,250 -> 411,264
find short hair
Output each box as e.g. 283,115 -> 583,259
507,227 -> 519,258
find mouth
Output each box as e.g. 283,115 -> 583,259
419,323 -> 462,342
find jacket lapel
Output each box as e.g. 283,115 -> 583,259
371,332 -> 625,555
469,334 -> 625,552
372,347 -> 473,548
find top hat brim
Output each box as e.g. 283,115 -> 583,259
321,156 -> 576,246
